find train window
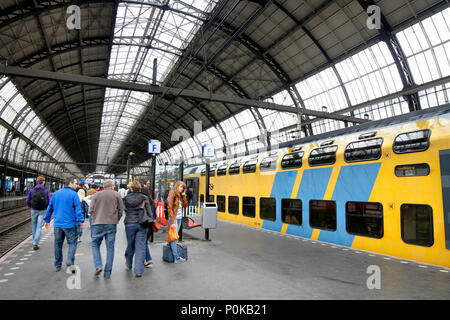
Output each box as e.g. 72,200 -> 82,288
308,146 -> 338,166
320,140 -> 334,147
243,160 -> 257,173
208,195 -> 214,202
229,162 -> 241,175
201,168 -> 206,176
282,199 -> 302,225
395,163 -> 430,177
242,197 -> 256,218
260,198 -> 276,221
344,138 -> 383,163
310,200 -> 337,231
393,129 -> 431,154
217,164 -> 228,176
209,165 -> 217,177
217,195 -> 225,212
291,145 -> 302,152
281,151 -> 304,169
260,156 -> 278,172
200,194 -> 204,204
359,132 -> 377,140
346,202 -> 383,239
401,204 -> 434,247
228,196 -> 239,215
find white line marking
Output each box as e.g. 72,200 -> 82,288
3,273 -> 14,276
418,265 -> 428,269
400,261 -> 409,264
0,279 -> 8,283
439,270 -> 449,273
9,267 -> 19,270
15,262 -> 24,265
384,258 -> 391,260
19,258 -> 28,261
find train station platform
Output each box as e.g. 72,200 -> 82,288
0,218 -> 449,300
0,196 -> 27,210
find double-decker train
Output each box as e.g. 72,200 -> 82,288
179,103 -> 450,268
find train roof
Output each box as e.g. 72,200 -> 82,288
183,103 -> 450,173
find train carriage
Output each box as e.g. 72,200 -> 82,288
182,103 -> 450,268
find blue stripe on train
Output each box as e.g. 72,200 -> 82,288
317,163 -> 381,246
262,170 -> 298,232
285,167 -> 333,238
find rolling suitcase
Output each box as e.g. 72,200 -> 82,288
162,243 -> 188,263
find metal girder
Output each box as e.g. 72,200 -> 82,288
0,116 -> 78,177
0,65 -> 368,124
16,37 -> 110,68
216,21 -> 314,136
27,160 -> 152,169
357,0 -> 421,112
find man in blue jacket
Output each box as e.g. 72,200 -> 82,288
44,177 -> 84,271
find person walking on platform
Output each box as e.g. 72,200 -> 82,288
44,178 -> 84,272
88,179 -> 124,279
141,186 -> 156,268
75,181 -> 87,242
83,187 -> 96,236
26,176 -> 50,250
123,181 -> 153,277
167,181 -> 188,263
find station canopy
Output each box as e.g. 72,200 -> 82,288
0,0 -> 448,179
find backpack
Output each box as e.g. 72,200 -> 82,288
31,188 -> 48,210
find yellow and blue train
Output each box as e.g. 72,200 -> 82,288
182,104 -> 450,268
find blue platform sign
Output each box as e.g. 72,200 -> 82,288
202,144 -> 215,158
148,140 -> 161,154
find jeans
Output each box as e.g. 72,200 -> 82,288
88,215 -> 94,237
145,227 -> 153,262
168,218 -> 181,260
30,209 -> 46,245
91,224 -> 117,277
125,223 -> 147,275
53,226 -> 78,270
76,223 -> 83,238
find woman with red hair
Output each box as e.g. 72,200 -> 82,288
166,181 -> 188,263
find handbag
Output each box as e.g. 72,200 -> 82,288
152,219 -> 162,232
138,201 -> 154,228
166,224 -> 179,242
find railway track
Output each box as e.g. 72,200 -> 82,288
0,207 -> 31,258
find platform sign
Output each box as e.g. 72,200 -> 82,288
202,144 -> 215,158
148,140 -> 161,154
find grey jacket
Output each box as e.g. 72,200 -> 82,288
123,191 -> 153,224
88,188 -> 124,225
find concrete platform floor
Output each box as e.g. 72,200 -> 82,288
0,219 -> 449,300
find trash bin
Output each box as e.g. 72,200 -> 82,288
201,202 -> 217,229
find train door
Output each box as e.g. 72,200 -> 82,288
184,177 -> 199,207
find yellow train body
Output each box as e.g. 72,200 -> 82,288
184,105 -> 450,268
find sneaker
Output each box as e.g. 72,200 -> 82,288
33,245 -> 39,250
135,274 -> 142,278
144,260 -> 153,268
78,237 -> 82,243
174,257 -> 186,263
125,264 -> 132,271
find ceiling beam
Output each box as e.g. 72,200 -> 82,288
0,64 -> 369,124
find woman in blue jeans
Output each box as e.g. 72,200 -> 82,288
167,181 -> 188,263
123,181 -> 153,277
